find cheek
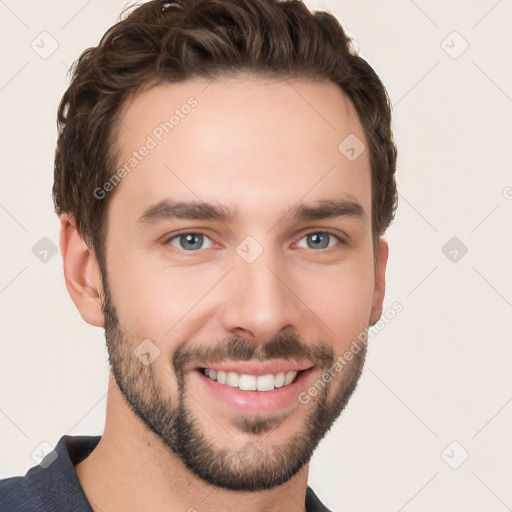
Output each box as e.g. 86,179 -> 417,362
107,255 -> 221,339
297,257 -> 375,344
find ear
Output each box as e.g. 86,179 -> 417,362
59,213 -> 105,327
369,238 -> 389,326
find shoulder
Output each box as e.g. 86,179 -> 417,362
0,434 -> 101,512
0,474 -> 45,512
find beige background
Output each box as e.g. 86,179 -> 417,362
1,1 -> 511,510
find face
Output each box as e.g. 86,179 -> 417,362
98,76 -> 386,491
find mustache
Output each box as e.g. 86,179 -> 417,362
172,333 -> 335,374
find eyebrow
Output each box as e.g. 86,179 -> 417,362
136,196 -> 366,225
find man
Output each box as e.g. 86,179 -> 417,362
0,0 -> 397,510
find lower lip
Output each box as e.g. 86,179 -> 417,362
191,368 -> 315,415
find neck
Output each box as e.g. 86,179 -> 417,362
74,374 -> 309,512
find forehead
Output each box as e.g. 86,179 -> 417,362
110,77 -> 371,225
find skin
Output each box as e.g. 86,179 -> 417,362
61,76 -> 388,512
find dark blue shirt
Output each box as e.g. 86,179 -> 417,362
0,435 -> 332,511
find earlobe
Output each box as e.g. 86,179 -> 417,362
369,238 -> 389,326
59,213 -> 105,327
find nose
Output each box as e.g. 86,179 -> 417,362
219,249 -> 303,342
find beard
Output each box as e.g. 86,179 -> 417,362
100,273 -> 368,492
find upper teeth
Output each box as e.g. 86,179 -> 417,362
203,369 -> 298,391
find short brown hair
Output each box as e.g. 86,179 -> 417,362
53,0 -> 397,273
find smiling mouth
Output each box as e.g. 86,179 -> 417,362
197,367 -> 311,392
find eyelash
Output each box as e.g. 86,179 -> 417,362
164,230 -> 346,253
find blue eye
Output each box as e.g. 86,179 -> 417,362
165,231 -> 343,253
167,232 -> 215,251
296,232 -> 341,250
